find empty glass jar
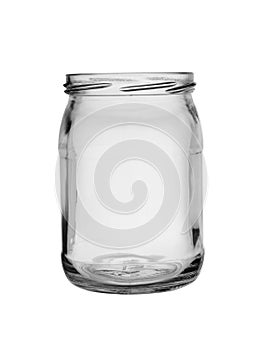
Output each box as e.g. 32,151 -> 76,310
59,72 -> 204,294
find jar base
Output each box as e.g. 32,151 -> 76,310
62,253 -> 204,294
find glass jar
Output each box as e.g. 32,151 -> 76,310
59,72 -> 204,294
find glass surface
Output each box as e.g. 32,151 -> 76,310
59,73 -> 204,294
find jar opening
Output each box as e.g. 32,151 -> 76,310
64,72 -> 195,96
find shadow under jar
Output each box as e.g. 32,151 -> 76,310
59,72 -> 204,294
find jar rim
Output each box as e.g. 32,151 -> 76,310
64,72 -> 195,96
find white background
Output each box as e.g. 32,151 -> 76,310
1,1 -> 262,349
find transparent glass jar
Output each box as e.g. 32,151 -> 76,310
59,72 -> 204,294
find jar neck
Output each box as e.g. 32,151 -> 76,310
64,72 -> 195,96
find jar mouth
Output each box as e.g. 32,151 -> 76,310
64,72 -> 195,96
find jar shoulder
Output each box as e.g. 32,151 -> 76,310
59,95 -> 203,154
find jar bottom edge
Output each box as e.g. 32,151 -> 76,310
61,252 -> 204,295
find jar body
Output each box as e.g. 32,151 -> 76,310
59,73 -> 204,294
